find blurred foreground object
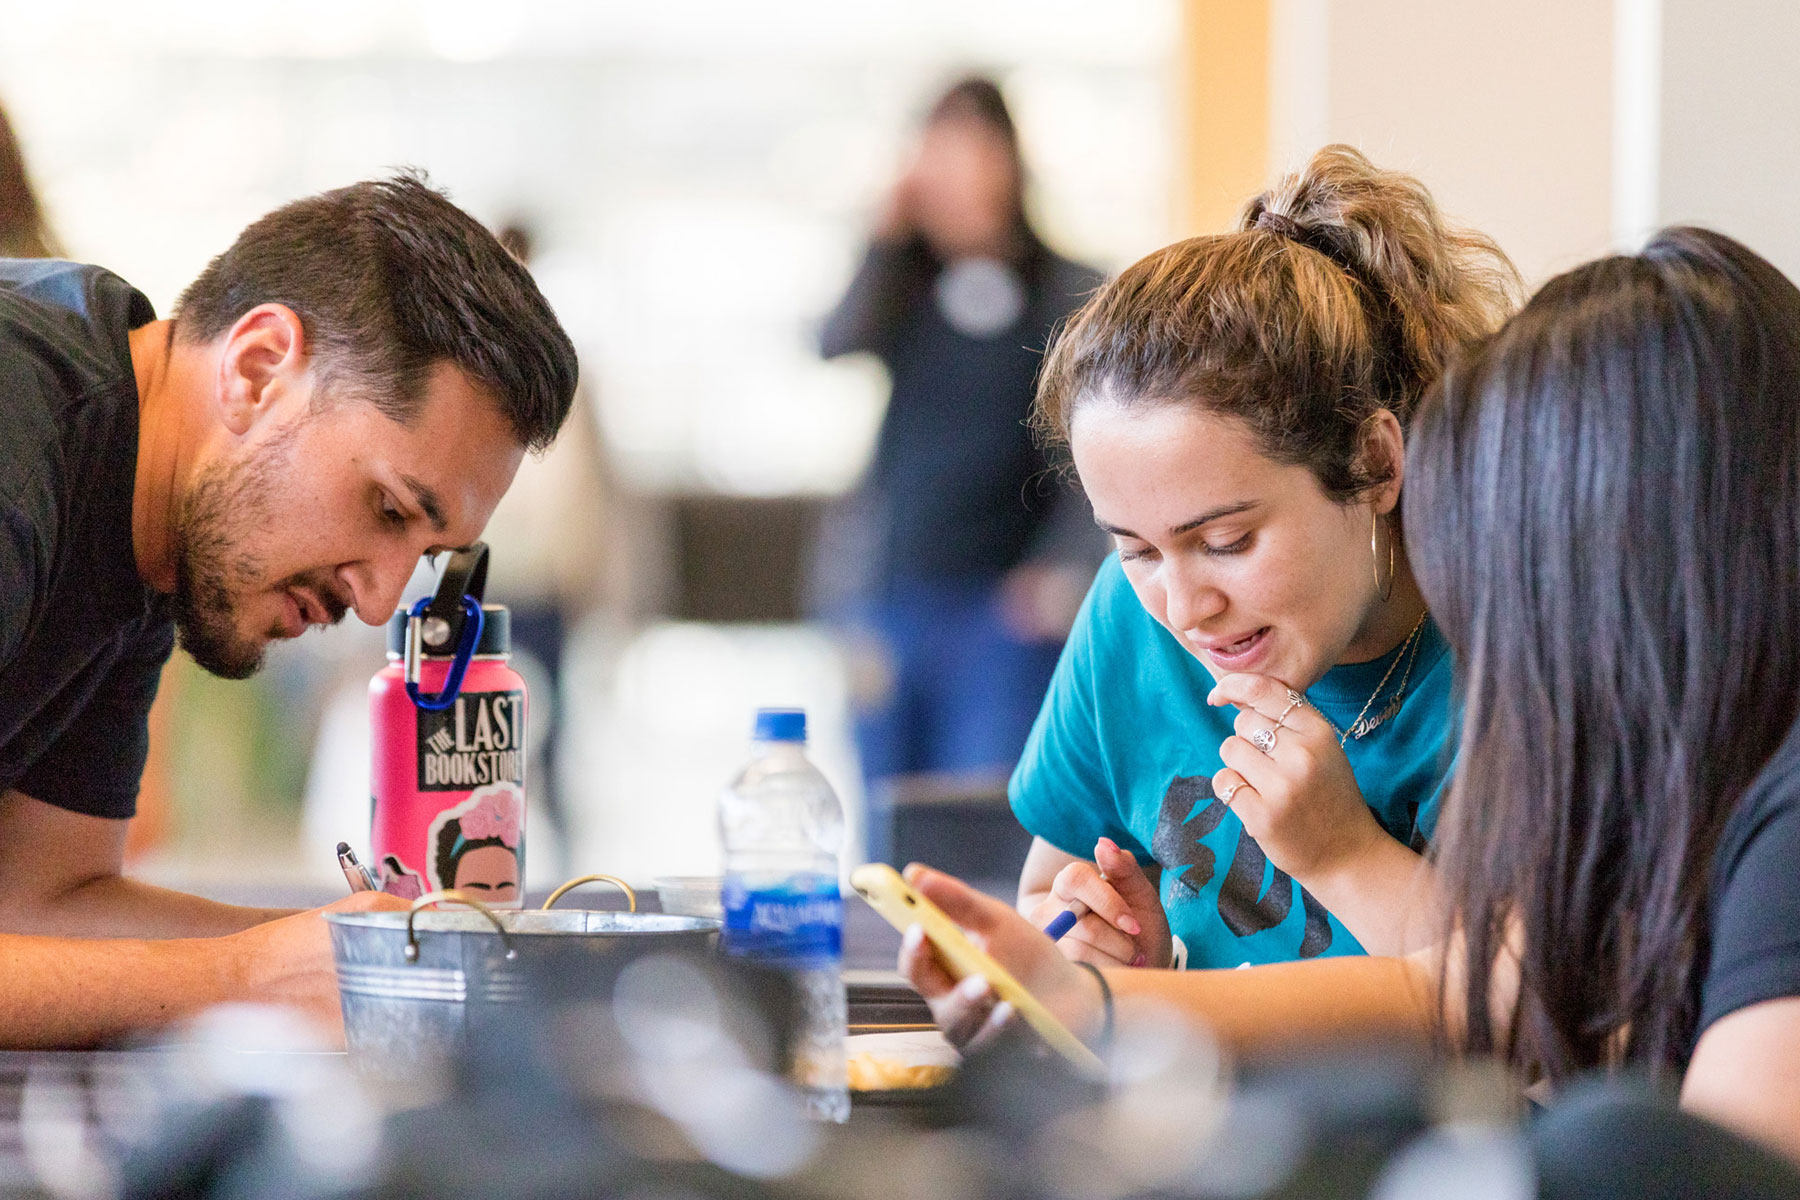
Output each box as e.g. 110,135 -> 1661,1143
9,1000 -> 1799,1199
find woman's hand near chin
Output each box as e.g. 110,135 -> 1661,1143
1206,672 -> 1438,955
898,865 -> 1108,1052
1023,839 -> 1172,969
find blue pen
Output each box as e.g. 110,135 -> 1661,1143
1042,898 -> 1090,941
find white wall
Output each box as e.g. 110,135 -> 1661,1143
0,0 -> 1178,496
1650,0 -> 1800,278
1268,0 -> 1800,287
1270,0 -> 1617,286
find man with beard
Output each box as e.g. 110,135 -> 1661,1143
0,174 -> 578,1046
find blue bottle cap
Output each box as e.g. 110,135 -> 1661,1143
753,707 -> 807,742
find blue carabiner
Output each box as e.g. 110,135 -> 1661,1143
405,595 -> 485,712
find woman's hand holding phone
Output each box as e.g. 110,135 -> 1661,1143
895,865 -> 1107,1056
1026,838 -> 1172,969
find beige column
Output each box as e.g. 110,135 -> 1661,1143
1178,0 -> 1273,236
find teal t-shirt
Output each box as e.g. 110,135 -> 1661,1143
1010,556 -> 1455,967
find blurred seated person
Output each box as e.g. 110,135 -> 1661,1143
479,220 -> 621,873
0,98 -> 60,258
818,76 -> 1104,792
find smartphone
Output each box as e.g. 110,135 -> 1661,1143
849,862 -> 1105,1074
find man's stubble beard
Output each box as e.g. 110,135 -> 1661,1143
169,424 -> 298,680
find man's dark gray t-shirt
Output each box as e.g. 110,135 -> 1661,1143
0,259 -> 170,819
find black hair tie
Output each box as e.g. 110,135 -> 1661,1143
1073,960 -> 1114,1058
1256,208 -> 1363,281
1253,207 -> 1412,407
1254,209 -> 1307,243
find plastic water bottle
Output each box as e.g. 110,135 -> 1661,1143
718,707 -> 849,1122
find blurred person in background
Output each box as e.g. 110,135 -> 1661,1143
818,76 -> 1104,794
478,220 -> 620,874
0,98 -> 60,258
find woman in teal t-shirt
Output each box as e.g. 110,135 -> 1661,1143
1010,146 -> 1520,969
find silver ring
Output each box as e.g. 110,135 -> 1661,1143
1276,697 -> 1303,727
1219,781 -> 1242,806
1250,726 -> 1279,755
1285,688 -> 1305,706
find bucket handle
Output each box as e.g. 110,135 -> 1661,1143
542,874 -> 638,913
405,889 -> 516,963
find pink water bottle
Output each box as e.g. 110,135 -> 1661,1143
370,543 -> 527,907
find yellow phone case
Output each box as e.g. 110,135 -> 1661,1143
849,862 -> 1105,1074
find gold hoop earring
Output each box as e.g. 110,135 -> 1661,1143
1371,511 -> 1395,603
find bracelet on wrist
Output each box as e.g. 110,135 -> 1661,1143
1072,960 -> 1114,1056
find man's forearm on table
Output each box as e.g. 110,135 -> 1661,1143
0,788 -> 298,938
0,874 -> 295,939
0,933 -> 238,1049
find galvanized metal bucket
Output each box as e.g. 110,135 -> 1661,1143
327,877 -> 719,1078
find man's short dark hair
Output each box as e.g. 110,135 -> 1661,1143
173,171 -> 577,452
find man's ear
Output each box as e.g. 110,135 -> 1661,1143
1359,408 -> 1407,516
216,305 -> 308,435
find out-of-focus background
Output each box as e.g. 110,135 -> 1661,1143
3,0 -> 1794,896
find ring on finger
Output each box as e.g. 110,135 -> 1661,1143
1276,696 -> 1303,727
1219,780 -> 1243,806
1249,726 -> 1279,755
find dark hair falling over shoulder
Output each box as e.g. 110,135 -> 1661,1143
1406,227 -> 1800,1080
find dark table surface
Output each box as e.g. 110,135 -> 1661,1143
0,886 -> 945,1199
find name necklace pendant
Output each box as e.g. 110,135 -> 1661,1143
1327,611 -> 1428,746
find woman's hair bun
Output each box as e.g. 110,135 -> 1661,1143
1242,145 -> 1522,402
1035,144 -> 1522,501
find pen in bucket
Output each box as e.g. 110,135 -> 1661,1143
337,841 -> 379,893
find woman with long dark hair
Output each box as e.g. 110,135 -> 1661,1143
1416,227 -> 1800,1097
901,227 -> 1800,1167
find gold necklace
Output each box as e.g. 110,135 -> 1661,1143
1320,610 -> 1429,746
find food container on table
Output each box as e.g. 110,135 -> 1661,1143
326,873 -> 718,1079
651,874 -> 725,920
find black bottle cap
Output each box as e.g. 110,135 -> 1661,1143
386,603 -> 511,658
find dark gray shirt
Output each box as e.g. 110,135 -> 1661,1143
820,238 -> 1103,593
1699,736 -> 1800,1041
0,259 -> 169,819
